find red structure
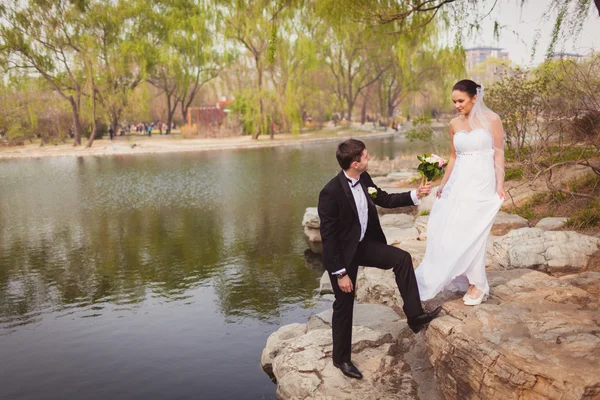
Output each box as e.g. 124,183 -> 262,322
186,100 -> 233,133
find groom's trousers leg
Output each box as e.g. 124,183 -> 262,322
328,264 -> 358,364
354,240 -> 423,318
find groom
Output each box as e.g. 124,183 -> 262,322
318,139 -> 442,379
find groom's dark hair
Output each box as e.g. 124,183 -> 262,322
336,139 -> 366,170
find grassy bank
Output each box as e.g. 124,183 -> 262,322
506,174 -> 600,234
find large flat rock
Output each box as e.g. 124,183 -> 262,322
491,211 -> 530,236
489,228 -> 600,275
423,269 -> 600,400
261,304 -> 417,400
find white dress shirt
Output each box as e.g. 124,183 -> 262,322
332,172 -> 420,276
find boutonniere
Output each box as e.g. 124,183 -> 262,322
367,187 -> 378,199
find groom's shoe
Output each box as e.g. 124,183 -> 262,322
407,306 -> 443,334
333,361 -> 363,379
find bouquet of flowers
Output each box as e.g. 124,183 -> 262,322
417,153 -> 447,182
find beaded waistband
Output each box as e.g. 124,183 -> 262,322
456,149 -> 494,156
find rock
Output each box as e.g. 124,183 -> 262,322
307,304 -> 406,337
384,227 -> 420,245
424,269 -> 600,400
379,213 -> 414,228
302,207 -> 320,229
261,323 -> 307,376
262,304 -> 417,400
372,171 -> 420,188
536,217 -> 569,231
486,235 -> 503,269
415,215 -> 429,241
356,267 -> 403,309
491,211 -> 529,236
417,188 -> 439,215
319,271 -> 333,295
489,228 -> 600,275
321,294 -> 335,302
560,271 -> 600,297
398,239 -> 428,266
304,226 -> 322,254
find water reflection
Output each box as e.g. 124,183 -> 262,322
0,134 -> 446,399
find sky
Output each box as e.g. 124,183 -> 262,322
449,0 -> 600,67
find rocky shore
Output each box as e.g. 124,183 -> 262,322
263,173 -> 600,399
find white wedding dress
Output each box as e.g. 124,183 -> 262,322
415,127 -> 503,300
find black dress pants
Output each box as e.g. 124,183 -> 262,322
328,239 -> 423,364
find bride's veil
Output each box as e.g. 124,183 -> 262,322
468,86 -> 506,186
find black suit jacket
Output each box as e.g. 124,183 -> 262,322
318,170 -> 416,274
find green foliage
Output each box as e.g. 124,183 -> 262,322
504,167 -> 524,181
230,91 -> 259,136
405,116 -> 435,143
565,198 -> 600,229
511,193 -> 548,220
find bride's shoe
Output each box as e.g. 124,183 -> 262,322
462,285 -> 474,301
463,291 -> 487,306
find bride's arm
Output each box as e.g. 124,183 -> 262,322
436,125 -> 457,198
491,114 -> 507,200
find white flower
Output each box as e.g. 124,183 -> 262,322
367,187 -> 378,199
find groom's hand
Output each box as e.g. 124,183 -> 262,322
417,178 -> 432,198
338,275 -> 353,293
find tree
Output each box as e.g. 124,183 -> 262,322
377,24 -> 463,122
85,1 -> 146,138
144,0 -> 220,135
218,0 -> 295,139
0,0 -> 89,146
318,21 -> 390,122
320,0 -> 600,59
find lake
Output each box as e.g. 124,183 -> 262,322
0,133 -> 446,399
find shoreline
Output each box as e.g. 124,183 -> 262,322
0,129 -> 400,161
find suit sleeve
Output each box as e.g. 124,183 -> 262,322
363,172 -> 415,208
318,186 -> 344,274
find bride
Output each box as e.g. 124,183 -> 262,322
415,79 -> 507,306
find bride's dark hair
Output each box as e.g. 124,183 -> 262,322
452,80 -> 481,98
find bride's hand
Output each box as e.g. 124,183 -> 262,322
436,185 -> 444,199
497,186 -> 508,201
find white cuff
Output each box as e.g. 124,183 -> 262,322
332,268 -> 346,276
410,189 -> 421,205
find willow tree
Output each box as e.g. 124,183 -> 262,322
0,0 -> 88,146
266,4 -> 324,134
319,0 -> 600,59
378,23 -> 464,122
144,0 -> 220,134
83,1 -> 146,137
316,20 -> 392,122
217,0 -> 300,139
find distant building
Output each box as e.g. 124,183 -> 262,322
548,52 -> 584,63
465,47 -> 511,86
186,100 -> 234,132
465,47 -> 510,72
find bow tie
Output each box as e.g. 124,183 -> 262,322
346,178 -> 360,187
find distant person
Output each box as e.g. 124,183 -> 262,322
108,127 -> 114,140
147,124 -> 152,137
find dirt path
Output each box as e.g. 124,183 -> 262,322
0,128 -> 396,160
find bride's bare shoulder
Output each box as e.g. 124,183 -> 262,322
484,110 -> 501,122
449,116 -> 463,132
